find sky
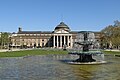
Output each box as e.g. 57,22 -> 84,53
0,0 -> 120,32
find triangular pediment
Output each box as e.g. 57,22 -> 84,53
54,29 -> 69,33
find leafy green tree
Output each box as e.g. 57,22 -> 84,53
0,32 -> 10,49
100,20 -> 120,49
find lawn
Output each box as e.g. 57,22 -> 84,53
0,49 -> 120,57
103,50 -> 120,54
0,49 -> 68,57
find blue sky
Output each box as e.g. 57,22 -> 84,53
0,0 -> 120,32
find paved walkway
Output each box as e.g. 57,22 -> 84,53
104,49 -> 120,52
0,49 -> 32,52
1,48 -> 120,52
0,48 -> 61,52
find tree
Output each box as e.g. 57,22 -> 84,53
114,20 -> 120,27
0,32 -> 10,49
100,20 -> 120,49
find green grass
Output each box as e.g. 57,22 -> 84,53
102,51 -> 120,54
0,49 -> 120,57
0,49 -> 68,57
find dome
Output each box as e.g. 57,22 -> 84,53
54,22 -> 70,32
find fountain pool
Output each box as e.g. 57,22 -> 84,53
0,54 -> 120,80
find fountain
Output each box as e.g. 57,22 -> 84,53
68,31 -> 106,64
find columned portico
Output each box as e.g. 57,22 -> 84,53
53,34 -> 72,49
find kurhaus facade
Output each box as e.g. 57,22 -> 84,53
10,22 -> 100,49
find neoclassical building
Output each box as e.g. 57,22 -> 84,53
10,22 -> 100,49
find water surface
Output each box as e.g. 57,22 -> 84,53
0,54 -> 120,80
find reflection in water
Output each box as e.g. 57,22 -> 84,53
0,54 -> 120,80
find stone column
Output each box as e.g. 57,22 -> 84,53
64,36 -> 66,45
57,35 -> 58,48
35,39 -> 37,46
53,35 -> 55,48
67,36 -> 69,48
70,36 -> 73,48
40,39 -> 42,47
60,36 -> 62,48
